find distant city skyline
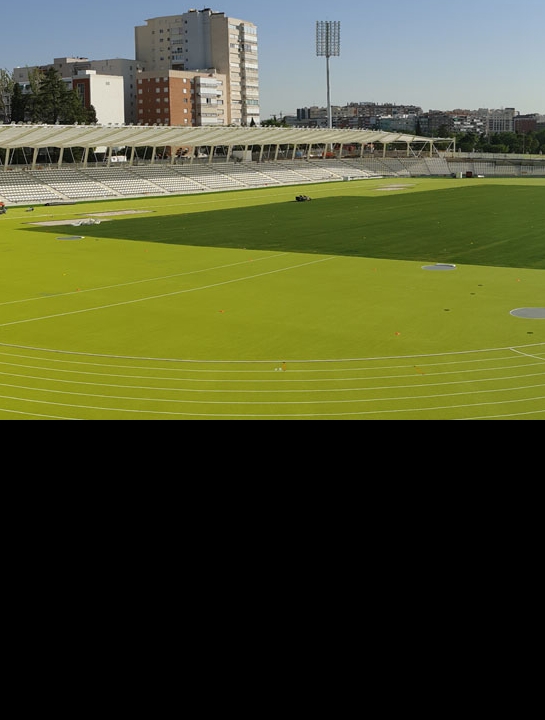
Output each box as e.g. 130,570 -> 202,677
2,0 -> 544,119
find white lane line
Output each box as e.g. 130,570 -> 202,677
0,253 -> 288,307
0,256 -> 334,328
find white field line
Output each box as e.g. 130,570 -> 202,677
0,255 -> 334,329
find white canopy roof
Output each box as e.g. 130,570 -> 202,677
0,124 -> 436,150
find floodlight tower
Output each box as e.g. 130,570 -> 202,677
316,21 -> 341,129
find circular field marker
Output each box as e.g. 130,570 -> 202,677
510,308 -> 545,319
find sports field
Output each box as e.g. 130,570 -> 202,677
0,176 -> 544,420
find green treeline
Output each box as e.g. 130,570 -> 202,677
1,67 -> 96,124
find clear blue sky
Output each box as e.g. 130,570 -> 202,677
2,0 -> 544,119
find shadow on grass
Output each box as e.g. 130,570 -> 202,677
27,185 -> 545,270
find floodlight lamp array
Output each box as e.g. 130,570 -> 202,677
316,21 -> 341,57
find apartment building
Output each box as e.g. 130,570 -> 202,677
478,107 -> 517,134
293,103 -> 424,130
136,69 -> 227,127
134,8 -> 260,126
514,113 -> 541,133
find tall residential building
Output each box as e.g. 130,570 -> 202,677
134,8 -> 260,126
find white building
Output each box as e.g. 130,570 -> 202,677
87,59 -> 144,124
478,108 -> 518,134
72,70 -> 124,125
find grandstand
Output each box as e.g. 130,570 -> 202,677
1,124 -> 544,204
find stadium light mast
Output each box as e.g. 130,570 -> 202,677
316,21 -> 341,129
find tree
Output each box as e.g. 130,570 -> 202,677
62,91 -> 97,124
23,66 -> 93,124
86,104 -> 98,124
261,115 -> 288,127
436,124 -> 451,139
30,67 -> 70,123
0,68 -> 14,122
492,132 -> 518,153
25,67 -> 45,121
456,131 -> 478,152
10,82 -> 27,122
535,129 -> 545,154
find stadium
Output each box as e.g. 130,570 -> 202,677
1,125 -> 545,204
0,124 -> 544,420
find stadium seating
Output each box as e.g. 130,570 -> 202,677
1,156 -> 544,205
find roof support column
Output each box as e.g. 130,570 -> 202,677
32,148 -> 39,170
58,148 -> 64,167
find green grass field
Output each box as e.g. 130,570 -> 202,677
1,176 -> 544,419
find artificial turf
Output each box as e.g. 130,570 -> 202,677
0,176 -> 544,419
